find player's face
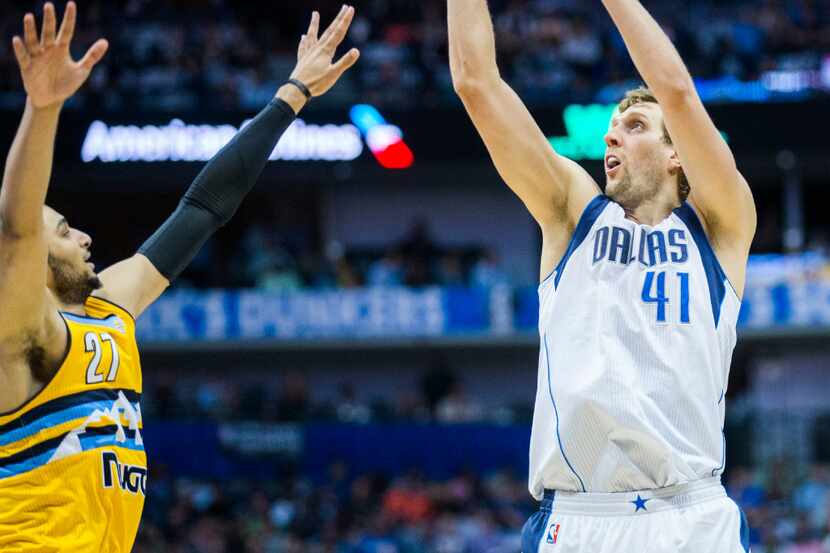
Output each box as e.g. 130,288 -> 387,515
603,104 -> 678,207
43,206 -> 102,304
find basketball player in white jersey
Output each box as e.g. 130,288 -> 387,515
449,1 -> 756,551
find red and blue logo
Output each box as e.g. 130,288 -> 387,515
546,521 -> 561,544
349,104 -> 414,169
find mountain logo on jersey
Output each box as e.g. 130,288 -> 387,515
546,521 -> 561,544
49,391 -> 144,464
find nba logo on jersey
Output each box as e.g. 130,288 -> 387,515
546,522 -> 560,544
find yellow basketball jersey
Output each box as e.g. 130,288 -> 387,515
0,296 -> 145,553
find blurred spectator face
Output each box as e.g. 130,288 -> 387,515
604,102 -> 681,208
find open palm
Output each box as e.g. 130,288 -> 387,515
11,2 -> 108,108
291,5 -> 360,97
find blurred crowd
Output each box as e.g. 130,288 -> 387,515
139,361 -> 830,551
144,363 -> 512,425
130,461 -> 830,552
181,218 -> 511,291
731,463 -> 830,553
134,466 -> 530,553
0,0 -> 828,111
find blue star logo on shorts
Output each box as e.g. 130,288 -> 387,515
631,494 -> 650,512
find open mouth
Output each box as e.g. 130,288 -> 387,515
605,154 -> 622,175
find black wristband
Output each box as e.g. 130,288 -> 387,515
287,78 -> 312,100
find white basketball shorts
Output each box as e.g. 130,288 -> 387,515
521,477 -> 750,552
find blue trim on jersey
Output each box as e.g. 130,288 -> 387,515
738,505 -> 750,552
0,388 -> 141,435
521,508 -> 552,553
673,203 -> 728,327
61,312 -> 126,332
0,448 -> 56,480
0,425 -> 143,480
543,195 -> 610,289
0,399 -> 141,447
77,428 -> 144,453
541,489 -> 556,510
543,334 -> 587,492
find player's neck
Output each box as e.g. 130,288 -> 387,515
622,197 -> 679,227
59,303 -> 86,316
47,288 -> 87,317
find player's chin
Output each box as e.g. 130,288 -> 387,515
84,263 -> 100,281
88,273 -> 104,291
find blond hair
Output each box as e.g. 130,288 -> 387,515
617,87 -> 691,203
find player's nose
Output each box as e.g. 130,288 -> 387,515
604,129 -> 621,148
76,229 -> 92,249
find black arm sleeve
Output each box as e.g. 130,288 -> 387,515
138,98 -> 296,280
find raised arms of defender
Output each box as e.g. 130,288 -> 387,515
447,0 -> 600,282
0,2 -> 108,410
95,5 -> 360,317
601,0 -> 756,295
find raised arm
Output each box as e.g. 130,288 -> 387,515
0,2 -> 107,343
96,6 -> 360,317
447,0 -> 599,279
601,0 -> 756,293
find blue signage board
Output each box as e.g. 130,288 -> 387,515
136,255 -> 830,342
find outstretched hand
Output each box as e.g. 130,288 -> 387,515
11,2 -> 108,109
289,5 -> 360,98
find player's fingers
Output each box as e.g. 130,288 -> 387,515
57,1 -> 77,46
23,13 -> 40,54
319,4 -> 348,46
78,38 -> 108,70
322,5 -> 354,52
41,3 -> 57,46
12,36 -> 31,69
330,47 -> 360,79
307,11 -> 319,41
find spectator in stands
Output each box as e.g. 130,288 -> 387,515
400,219 -> 439,287
383,471 -> 434,524
471,248 -> 510,289
436,250 -> 465,286
276,371 -> 312,421
436,381 -> 485,423
2,0 -> 830,110
367,249 -> 405,287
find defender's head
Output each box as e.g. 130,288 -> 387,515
43,206 -> 101,305
604,88 -> 690,210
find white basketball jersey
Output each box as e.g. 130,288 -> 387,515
529,195 -> 741,498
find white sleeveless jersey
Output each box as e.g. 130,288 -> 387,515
529,195 -> 741,498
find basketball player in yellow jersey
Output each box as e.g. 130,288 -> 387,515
0,3 -> 360,551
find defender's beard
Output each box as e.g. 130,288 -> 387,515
48,254 -> 102,305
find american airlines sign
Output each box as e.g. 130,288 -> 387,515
80,117 -> 364,163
